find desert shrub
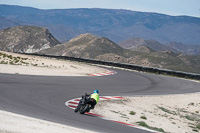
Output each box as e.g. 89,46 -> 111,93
140,116 -> 147,120
130,111 -> 136,115
196,123 -> 200,129
0,61 -> 8,64
7,55 -> 13,59
158,106 -> 176,115
9,61 -> 14,65
15,60 -> 20,63
136,121 -> 165,132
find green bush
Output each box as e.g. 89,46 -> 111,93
130,111 -> 136,115
9,61 -> 14,65
7,55 -> 13,59
140,116 -> 147,120
15,60 -> 20,63
22,58 -> 28,60
185,115 -> 195,121
0,61 -> 8,64
192,129 -> 198,132
196,123 -> 200,130
158,106 -> 176,115
189,103 -> 195,106
136,121 -> 165,132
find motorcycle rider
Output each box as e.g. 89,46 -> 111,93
74,90 -> 99,113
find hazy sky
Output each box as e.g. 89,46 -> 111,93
0,0 -> 200,17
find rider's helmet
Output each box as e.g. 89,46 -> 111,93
93,90 -> 99,94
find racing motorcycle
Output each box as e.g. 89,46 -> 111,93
75,93 -> 92,114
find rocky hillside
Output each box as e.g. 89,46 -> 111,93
39,33 -> 200,74
0,4 -> 200,45
166,42 -> 200,55
120,38 -> 200,55
39,33 -> 127,58
119,38 -> 176,52
0,26 -> 61,53
129,48 -> 200,74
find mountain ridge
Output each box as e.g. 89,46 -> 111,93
0,4 -> 200,45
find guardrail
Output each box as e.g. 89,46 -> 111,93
24,53 -> 200,80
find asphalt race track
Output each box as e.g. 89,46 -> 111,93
0,68 -> 200,133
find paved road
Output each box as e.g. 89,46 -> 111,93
0,69 -> 200,133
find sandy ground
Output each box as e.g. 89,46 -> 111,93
93,93 -> 200,133
0,110 -> 96,133
0,51 -> 107,76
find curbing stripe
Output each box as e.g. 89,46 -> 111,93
74,99 -> 80,101
65,96 -> 161,133
112,96 -> 125,99
89,70 -> 117,76
99,97 -> 112,100
68,102 -> 78,105
86,112 -> 104,117
68,105 -> 77,108
111,120 -> 138,127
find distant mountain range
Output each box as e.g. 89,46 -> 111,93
0,16 -> 18,29
0,4 -> 200,45
0,26 -> 60,53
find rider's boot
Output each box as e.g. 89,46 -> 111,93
87,109 -> 90,112
90,106 -> 94,109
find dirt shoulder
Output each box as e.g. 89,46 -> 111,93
93,93 -> 200,133
0,51 -> 107,76
0,110 -> 96,133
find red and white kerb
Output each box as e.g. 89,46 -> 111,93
65,96 -> 160,133
89,70 -> 117,76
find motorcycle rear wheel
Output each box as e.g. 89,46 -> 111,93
80,104 -> 90,114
